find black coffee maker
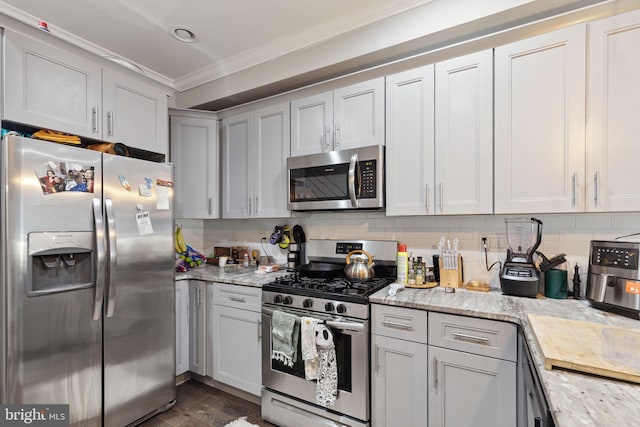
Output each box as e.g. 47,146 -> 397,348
500,218 -> 543,297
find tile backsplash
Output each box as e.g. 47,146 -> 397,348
175,211 -> 640,287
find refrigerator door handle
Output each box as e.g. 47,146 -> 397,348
92,198 -> 107,320
105,198 -> 118,317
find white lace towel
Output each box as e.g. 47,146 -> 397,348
301,317 -> 320,380
315,324 -> 337,407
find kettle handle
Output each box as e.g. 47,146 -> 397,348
345,249 -> 373,266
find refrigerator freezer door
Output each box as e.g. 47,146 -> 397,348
1,136 -> 102,426
101,154 -> 175,426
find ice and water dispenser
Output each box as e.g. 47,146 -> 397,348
28,231 -> 94,296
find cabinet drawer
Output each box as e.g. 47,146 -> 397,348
428,312 -> 517,362
371,304 -> 428,344
212,282 -> 261,312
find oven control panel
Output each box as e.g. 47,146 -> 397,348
335,242 -> 363,254
262,290 -> 369,319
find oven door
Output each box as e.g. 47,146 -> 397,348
261,304 -> 369,423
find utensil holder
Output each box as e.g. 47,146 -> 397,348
439,255 -> 463,288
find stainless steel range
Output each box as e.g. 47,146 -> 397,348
261,239 -> 397,427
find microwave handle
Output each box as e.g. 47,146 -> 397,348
348,153 -> 358,207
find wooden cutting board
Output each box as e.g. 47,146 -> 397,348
528,314 -> 640,384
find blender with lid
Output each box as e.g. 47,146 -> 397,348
500,217 -> 543,297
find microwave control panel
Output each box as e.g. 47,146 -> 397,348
591,246 -> 639,270
359,160 -> 377,199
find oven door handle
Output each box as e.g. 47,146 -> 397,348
325,320 -> 364,332
262,307 -> 364,332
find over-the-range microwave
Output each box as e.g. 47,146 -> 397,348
287,144 -> 385,211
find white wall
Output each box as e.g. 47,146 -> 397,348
187,211 -> 640,288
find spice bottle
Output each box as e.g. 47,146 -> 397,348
416,257 -> 424,285
408,258 -> 416,285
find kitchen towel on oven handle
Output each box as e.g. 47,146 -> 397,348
315,324 -> 338,407
301,316 -> 320,380
271,310 -> 299,367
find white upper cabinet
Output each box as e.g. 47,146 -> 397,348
222,112 -> 252,218
102,69 -> 168,155
385,65 -> 435,216
222,102 -> 290,218
494,25 -> 586,214
291,77 -> 384,156
386,50 -> 493,216
435,50 -> 493,215
253,103 -> 291,218
4,29 -> 102,139
170,110 -> 219,219
290,91 -> 333,156
4,29 -> 169,156
587,9 -> 640,212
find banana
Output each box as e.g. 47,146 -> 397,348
175,225 -> 187,253
175,227 -> 182,253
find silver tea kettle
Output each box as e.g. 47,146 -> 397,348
344,250 -> 375,281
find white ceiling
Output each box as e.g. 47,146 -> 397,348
0,0 -> 434,92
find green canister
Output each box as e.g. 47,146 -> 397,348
545,268 -> 568,299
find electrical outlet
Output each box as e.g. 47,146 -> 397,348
480,236 -> 488,251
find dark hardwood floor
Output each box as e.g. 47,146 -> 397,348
140,381 -> 277,427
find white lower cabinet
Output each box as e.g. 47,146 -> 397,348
428,312 -> 517,427
428,346 -> 516,427
209,283 -> 262,396
371,304 -> 428,427
175,280 -> 189,376
371,334 -> 428,426
189,280 -> 207,376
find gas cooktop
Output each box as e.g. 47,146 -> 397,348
263,274 -> 394,303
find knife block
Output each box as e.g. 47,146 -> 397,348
439,255 -> 463,288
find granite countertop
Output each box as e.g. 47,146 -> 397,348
369,286 -> 640,427
175,264 -> 291,287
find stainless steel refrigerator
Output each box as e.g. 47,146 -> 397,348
0,135 -> 176,426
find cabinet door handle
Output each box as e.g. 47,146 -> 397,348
92,107 -> 99,133
248,197 -> 252,216
451,332 -> 490,344
433,357 -> 438,389
381,320 -> 412,330
425,184 -> 430,212
107,111 -> 114,136
334,124 -> 341,150
594,171 -> 599,208
571,173 -> 577,208
255,196 -> 259,216
375,344 -> 380,374
324,126 -> 332,151
439,182 -> 444,213
229,296 -> 246,303
257,321 -> 262,341
208,198 -> 212,215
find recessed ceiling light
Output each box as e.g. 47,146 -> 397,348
102,54 -> 145,75
170,27 -> 198,43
